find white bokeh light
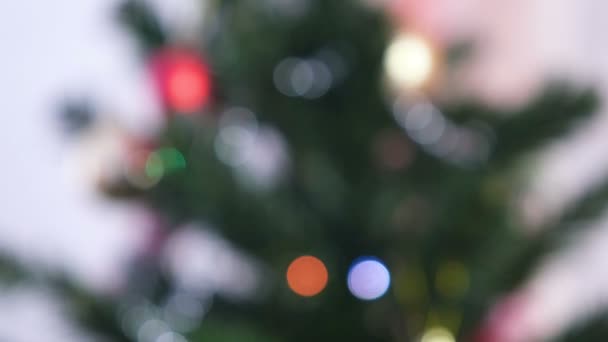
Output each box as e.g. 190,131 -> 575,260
273,57 -> 333,99
156,331 -> 188,342
347,257 -> 391,300
214,108 -> 289,191
163,224 -> 261,300
384,33 -> 433,89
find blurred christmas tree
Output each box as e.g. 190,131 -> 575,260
44,0 -> 608,341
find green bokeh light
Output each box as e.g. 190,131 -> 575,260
145,148 -> 186,182
158,148 -> 187,171
145,152 -> 165,180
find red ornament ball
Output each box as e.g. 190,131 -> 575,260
150,49 -> 212,113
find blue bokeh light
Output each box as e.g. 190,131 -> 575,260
347,257 -> 391,300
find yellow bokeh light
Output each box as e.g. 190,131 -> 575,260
384,33 -> 434,89
420,327 -> 455,342
436,261 -> 470,298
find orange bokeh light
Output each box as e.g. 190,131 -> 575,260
286,255 -> 328,297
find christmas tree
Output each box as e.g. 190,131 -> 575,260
17,0 -> 606,341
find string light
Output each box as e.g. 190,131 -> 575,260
384,33 -> 434,90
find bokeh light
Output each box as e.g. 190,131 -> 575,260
120,299 -> 156,339
156,331 -> 188,342
372,129 -> 414,171
168,65 -> 209,112
163,226 -> 261,300
163,291 -> 207,333
122,142 -> 163,189
420,326 -> 455,342
347,257 -> 391,300
392,98 -> 490,166
214,107 -> 289,190
393,264 -> 427,305
384,33 -> 433,89
151,49 -> 211,113
156,148 -> 187,172
214,107 -> 259,167
435,261 -> 469,298
401,102 -> 446,146
137,318 -> 170,342
130,147 -> 186,189
145,152 -> 165,181
273,57 -> 333,99
286,256 -> 328,297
